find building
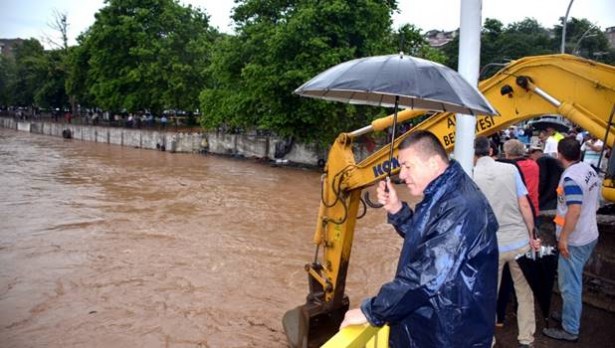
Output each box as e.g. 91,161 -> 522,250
424,30 -> 457,48
605,27 -> 615,49
0,38 -> 24,59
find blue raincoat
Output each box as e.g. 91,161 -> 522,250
361,160 -> 499,347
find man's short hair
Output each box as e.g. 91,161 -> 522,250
490,140 -> 499,157
529,148 -> 543,155
557,137 -> 581,161
503,139 -> 526,157
399,130 -> 449,163
474,136 -> 491,157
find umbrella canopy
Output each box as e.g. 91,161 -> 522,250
527,119 -> 570,133
294,54 -> 498,116
516,249 -> 558,327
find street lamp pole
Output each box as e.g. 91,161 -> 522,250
573,27 -> 598,56
561,0 -> 575,53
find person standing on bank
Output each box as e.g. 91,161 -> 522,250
543,138 -> 600,342
340,130 -> 499,347
473,137 -> 541,348
496,139 -> 540,329
503,139 -> 540,217
581,135 -> 605,173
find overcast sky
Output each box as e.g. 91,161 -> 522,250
1,0 -> 613,49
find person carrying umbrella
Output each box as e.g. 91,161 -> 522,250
287,53 -> 499,348
473,136 -> 541,348
340,131 -> 499,347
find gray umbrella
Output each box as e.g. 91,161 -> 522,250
527,119 -> 570,133
294,53 -> 497,116
294,53 -> 498,175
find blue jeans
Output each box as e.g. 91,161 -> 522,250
558,239 -> 597,335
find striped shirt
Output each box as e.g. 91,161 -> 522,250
563,177 -> 583,206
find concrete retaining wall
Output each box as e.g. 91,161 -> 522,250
1,118 -> 323,166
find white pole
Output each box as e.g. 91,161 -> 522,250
454,0 -> 482,175
561,0 -> 575,53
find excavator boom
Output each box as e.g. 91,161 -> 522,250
283,54 -> 615,347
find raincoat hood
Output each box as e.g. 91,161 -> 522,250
361,161 -> 499,347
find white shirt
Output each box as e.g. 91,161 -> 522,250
543,136 -> 558,157
581,139 -> 605,170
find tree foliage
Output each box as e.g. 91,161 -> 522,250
200,0 -> 398,144
0,55 -> 14,106
35,49 -> 69,108
9,39 -> 47,107
2,14 -> 71,110
65,40 -> 94,108
557,18 -> 615,61
442,16 -> 614,79
78,0 -> 217,114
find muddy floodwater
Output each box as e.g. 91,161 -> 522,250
0,128 -> 400,347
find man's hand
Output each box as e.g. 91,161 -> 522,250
339,308 -> 368,329
376,178 -> 402,214
558,238 -> 570,259
530,238 -> 541,251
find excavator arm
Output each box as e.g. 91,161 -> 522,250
283,54 -> 615,348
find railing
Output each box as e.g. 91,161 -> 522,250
321,325 -> 389,348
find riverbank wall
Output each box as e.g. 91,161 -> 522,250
1,117 -> 323,167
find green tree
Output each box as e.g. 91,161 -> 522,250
0,55 -> 15,107
200,0 -> 398,144
43,10 -> 75,112
443,16 -> 614,77
65,38 -> 94,109
9,39 -> 47,107
559,18 -> 615,63
80,0 -> 216,114
35,49 -> 70,109
444,18 -> 554,77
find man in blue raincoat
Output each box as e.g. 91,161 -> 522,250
341,131 -> 499,347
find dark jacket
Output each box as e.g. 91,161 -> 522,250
536,156 -> 564,211
361,160 -> 499,347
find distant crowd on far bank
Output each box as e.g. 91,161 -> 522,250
0,106 -> 200,132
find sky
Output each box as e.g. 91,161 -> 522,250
1,0 -> 614,49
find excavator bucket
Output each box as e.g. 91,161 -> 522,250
282,298 -> 349,348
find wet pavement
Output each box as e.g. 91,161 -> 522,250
495,295 -> 615,347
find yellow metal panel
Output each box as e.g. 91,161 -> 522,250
321,325 -> 389,348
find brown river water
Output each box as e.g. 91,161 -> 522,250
0,128 -> 400,347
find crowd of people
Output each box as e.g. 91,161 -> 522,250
340,126 -> 606,347
1,106 -> 189,130
54,110 -> 174,129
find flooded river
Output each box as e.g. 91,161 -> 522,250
0,128 -> 400,347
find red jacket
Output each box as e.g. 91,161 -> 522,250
516,158 -> 540,216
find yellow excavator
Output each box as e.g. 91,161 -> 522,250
282,54 -> 615,348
